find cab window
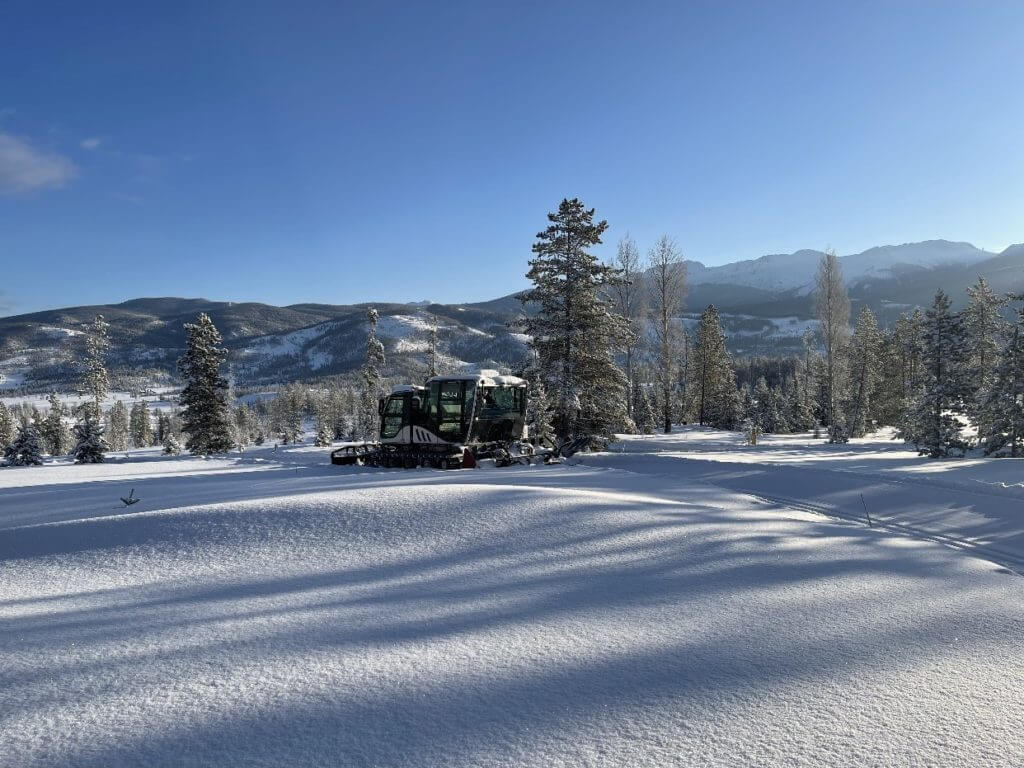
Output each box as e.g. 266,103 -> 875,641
381,395 -> 405,439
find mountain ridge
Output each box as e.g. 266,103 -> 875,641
1,240 -> 1022,393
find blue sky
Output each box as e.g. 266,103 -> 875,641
1,0 -> 1022,316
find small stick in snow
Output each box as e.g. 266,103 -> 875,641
119,488 -> 141,507
861,493 -> 872,528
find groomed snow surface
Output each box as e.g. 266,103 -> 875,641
2,431 -> 1023,767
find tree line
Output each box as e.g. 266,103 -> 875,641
518,198 -> 1023,458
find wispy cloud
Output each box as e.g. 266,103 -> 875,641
80,136 -> 102,150
0,133 -> 77,194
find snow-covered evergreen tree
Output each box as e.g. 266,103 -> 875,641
72,410 -> 107,463
41,393 -> 72,456
844,307 -> 882,438
524,365 -> 556,446
0,402 -> 13,454
162,430 -> 182,455
904,290 -> 972,457
693,305 -> 741,429
520,198 -> 629,440
358,308 -> 386,440
129,400 -> 153,447
274,383 -> 305,443
5,423 -> 45,466
178,313 -> 235,455
106,400 -> 130,451
426,315 -> 439,380
982,309 -> 1024,456
634,385 -> 656,435
786,372 -> 817,432
312,392 -> 332,447
964,276 -> 1007,445
82,315 -> 111,421
753,377 -> 787,434
234,404 -> 254,449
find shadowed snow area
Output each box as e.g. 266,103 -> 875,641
581,427 -> 1024,568
1,441 -> 1023,767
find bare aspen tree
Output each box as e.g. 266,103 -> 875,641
609,234 -> 645,420
648,235 -> 687,433
814,249 -> 850,441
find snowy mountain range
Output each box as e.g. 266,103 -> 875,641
1,240 -> 1021,392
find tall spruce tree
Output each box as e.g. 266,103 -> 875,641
964,276 -> 1007,444
358,308 -> 386,440
904,290 -> 972,456
129,400 -> 153,447
41,393 -> 72,456
106,400 -> 130,451
82,315 -> 111,421
426,315 -> 440,379
178,313 -> 235,455
524,364 -> 556,447
647,234 -> 687,433
844,307 -> 882,438
521,198 -> 629,439
0,402 -> 14,454
982,305 -> 1024,456
693,305 -> 741,428
814,250 -> 850,442
634,385 -> 656,435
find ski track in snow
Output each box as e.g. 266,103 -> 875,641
1,438 -> 1023,767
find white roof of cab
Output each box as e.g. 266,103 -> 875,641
426,369 -> 526,387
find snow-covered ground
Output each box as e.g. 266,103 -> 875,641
1,439 -> 1023,767
582,427 -> 1024,569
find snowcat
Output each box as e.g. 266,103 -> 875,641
330,369 -> 586,468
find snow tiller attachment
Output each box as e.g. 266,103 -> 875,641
331,370 -> 586,469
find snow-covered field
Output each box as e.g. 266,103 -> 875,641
582,427 -> 1024,569
2,437 -> 1023,766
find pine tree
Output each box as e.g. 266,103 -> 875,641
129,400 -> 154,447
751,377 -> 788,434
162,430 -> 182,455
521,198 -> 630,440
524,365 -> 556,447
178,313 -> 235,455
647,234 -> 687,433
786,372 -> 817,432
312,392 -> 332,447
634,385 -> 656,434
234,404 -> 254,449
274,383 -> 305,443
0,402 -> 14,454
82,315 -> 111,421
904,290 -> 972,457
5,423 -> 45,466
844,307 -> 882,438
964,276 -> 1007,444
72,410 -> 107,463
983,308 -> 1024,457
41,393 -> 72,456
426,315 -> 439,379
693,305 -> 741,429
814,250 -> 850,442
106,400 -> 130,451
358,308 -> 386,440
